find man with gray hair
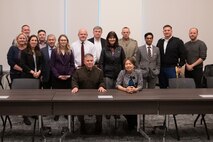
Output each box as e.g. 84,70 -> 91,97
88,26 -> 106,65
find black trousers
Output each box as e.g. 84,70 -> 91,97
185,67 -> 203,88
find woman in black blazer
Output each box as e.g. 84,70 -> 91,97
20,35 -> 43,79
20,35 -> 43,125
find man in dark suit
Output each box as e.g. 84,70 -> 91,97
88,26 -> 106,65
41,34 -> 56,89
136,32 -> 160,88
157,25 -> 186,88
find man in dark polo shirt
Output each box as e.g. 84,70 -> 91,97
71,53 -> 106,134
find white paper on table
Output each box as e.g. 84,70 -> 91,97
0,96 -> 9,99
199,95 -> 213,98
98,95 -> 113,99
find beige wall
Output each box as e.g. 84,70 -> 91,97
0,0 -> 212,70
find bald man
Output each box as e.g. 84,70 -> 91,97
185,28 -> 207,88
71,28 -> 96,68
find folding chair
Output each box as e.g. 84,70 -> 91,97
9,78 -> 40,142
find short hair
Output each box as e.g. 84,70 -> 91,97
93,26 -> 102,31
47,34 -> 56,40
190,27 -> 199,33
122,27 -> 130,31
21,24 -> 30,30
37,29 -> 46,34
144,32 -> 154,38
163,24 -> 172,29
84,53 -> 94,59
123,57 -> 136,67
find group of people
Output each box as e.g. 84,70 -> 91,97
7,24 -> 207,134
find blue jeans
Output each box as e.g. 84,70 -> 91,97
159,67 -> 176,88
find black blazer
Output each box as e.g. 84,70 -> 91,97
88,37 -> 106,48
156,36 -> 186,67
41,46 -> 52,82
20,49 -> 43,78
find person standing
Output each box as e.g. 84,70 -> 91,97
20,35 -> 43,125
88,26 -> 106,65
12,24 -> 31,46
157,25 -> 186,88
136,32 -> 160,88
185,28 -> 207,88
41,34 -> 56,89
51,34 -> 75,121
71,28 -> 96,68
7,33 -> 27,81
99,31 -> 126,89
37,29 -> 47,48
51,34 -> 75,89
20,35 -> 43,79
119,27 -> 138,58
72,53 -> 106,134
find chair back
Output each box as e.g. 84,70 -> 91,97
169,78 -> 196,88
206,77 -> 213,88
11,78 -> 40,89
0,65 -> 3,76
202,64 -> 213,87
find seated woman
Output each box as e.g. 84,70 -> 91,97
116,57 -> 143,130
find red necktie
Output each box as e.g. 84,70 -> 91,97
81,42 -> 84,66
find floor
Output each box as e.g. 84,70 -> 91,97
1,114 -> 212,142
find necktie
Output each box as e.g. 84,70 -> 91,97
49,48 -> 52,59
128,76 -> 135,86
81,42 -> 85,66
148,46 -> 152,59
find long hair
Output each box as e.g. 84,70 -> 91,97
106,31 -> 119,48
26,35 -> 41,56
56,34 -> 71,55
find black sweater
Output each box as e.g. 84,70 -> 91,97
156,36 -> 186,67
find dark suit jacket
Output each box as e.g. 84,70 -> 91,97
41,46 -> 52,82
156,36 -> 186,67
20,49 -> 43,78
50,48 -> 75,78
88,37 -> 106,48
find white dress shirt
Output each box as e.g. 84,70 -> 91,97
71,40 -> 96,67
94,39 -> 102,63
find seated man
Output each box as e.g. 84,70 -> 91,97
71,53 -> 106,134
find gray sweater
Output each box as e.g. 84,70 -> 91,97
185,39 -> 207,68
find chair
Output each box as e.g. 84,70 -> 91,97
2,78 -> 40,142
0,65 -> 4,89
168,78 -> 209,140
202,64 -> 213,88
206,77 -> 213,88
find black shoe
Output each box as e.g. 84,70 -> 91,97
64,115 -> 68,120
54,115 -> 59,121
23,116 -> 31,125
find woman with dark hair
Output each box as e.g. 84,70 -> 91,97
20,35 -> 43,125
20,35 -> 43,79
116,57 -> 143,131
99,31 -> 126,89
